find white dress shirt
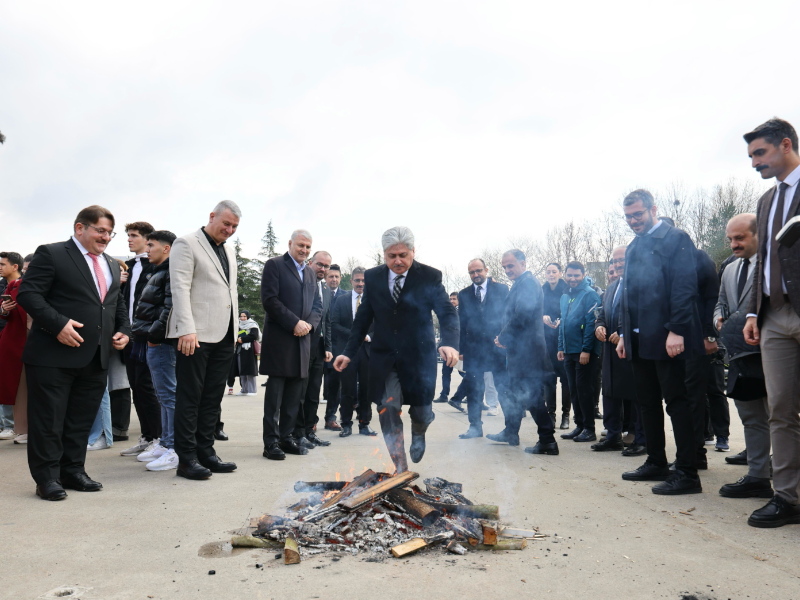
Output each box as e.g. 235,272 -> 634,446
72,235 -> 112,299
763,164 -> 800,296
290,255 -> 305,281
129,252 -> 147,321
473,281 -> 486,302
388,269 -> 407,296
351,291 -> 362,319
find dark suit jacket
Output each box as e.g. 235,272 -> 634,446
259,253 -> 323,378
619,222 -> 703,361
696,249 -> 720,339
595,278 -> 635,399
120,256 -> 153,319
18,238 -> 130,370
748,184 -> 800,319
331,290 -> 373,358
343,261 -> 458,406
310,280 -> 332,355
457,278 -> 508,373
497,271 -> 552,379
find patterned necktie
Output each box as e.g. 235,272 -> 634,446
737,257 -> 750,302
769,182 -> 790,309
89,253 -> 108,302
475,285 -> 482,302
356,294 -> 361,309
392,274 -> 404,303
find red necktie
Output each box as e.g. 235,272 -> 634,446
89,253 -> 108,302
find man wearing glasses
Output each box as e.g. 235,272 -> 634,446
18,206 -> 130,500
293,250 -> 334,448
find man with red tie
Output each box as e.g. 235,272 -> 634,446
18,206 -> 130,500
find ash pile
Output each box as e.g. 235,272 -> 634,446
232,469 -> 546,563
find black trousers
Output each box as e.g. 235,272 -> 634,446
124,343 -> 162,441
263,376 -> 306,446
440,363 -> 453,397
174,339 -> 234,462
295,337 -> 325,436
706,359 -> 730,438
563,353 -> 599,432
339,344 -> 372,427
506,376 -> 555,444
323,366 -> 341,422
110,387 -> 132,436
465,367 -> 509,428
631,346 -> 697,476
686,353 -> 731,453
544,333 -> 570,416
26,347 -> 107,485
602,394 -> 624,438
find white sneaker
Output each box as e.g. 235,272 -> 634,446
245,392 -> 258,396
137,441 -> 167,462
146,448 -> 178,471
13,434 -> 28,444
0,429 -> 16,440
120,436 -> 149,456
87,435 -> 110,451
487,407 -> 499,416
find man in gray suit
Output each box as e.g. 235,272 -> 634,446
743,118 -> 800,527
715,214 -> 772,500
168,200 -> 240,480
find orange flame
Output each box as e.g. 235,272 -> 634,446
335,472 -> 341,482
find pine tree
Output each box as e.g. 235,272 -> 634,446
233,238 -> 265,324
260,220 -> 280,259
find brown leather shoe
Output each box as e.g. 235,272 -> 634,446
324,420 -> 342,431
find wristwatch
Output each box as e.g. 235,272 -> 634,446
706,337 -> 716,342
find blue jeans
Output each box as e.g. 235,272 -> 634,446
147,343 -> 176,449
0,405 -> 14,429
88,387 -> 112,445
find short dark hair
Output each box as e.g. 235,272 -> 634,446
74,205 -> 115,229
125,221 -> 155,236
146,230 -> 177,245
0,251 -> 23,272
351,266 -> 366,278
503,249 -> 526,262
23,254 -> 34,264
565,260 -> 585,274
744,118 -> 799,154
623,189 -> 655,209
546,262 -> 562,272
329,264 -> 341,273
450,291 -> 458,297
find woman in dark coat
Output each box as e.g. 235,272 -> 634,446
542,262 -> 571,428
227,311 -> 260,395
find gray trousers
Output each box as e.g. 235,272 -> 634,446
760,302 -> 800,504
733,397 -> 771,479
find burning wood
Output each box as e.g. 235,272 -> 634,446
239,469 -> 541,563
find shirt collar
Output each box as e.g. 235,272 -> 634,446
646,220 -> 664,235
72,235 -> 92,256
135,252 -> 147,261
201,226 -> 225,247
290,255 -> 306,271
389,269 -> 408,282
779,164 -> 800,188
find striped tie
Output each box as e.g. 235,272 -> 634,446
392,275 -> 404,303
89,253 -> 108,302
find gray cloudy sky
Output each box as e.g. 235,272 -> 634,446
1,1 -> 797,276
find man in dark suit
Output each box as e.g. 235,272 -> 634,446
294,250 -> 333,448
331,266 -> 375,437
489,249 -> 557,455
323,264 -> 346,431
261,229 -> 323,460
617,189 -> 704,495
18,205 -> 130,500
456,259 -> 509,439
334,226 -> 459,473
742,118 -> 800,527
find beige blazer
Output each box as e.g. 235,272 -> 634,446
167,228 -> 238,343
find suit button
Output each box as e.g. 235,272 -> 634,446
227,305 -> 231,309
97,326 -> 101,330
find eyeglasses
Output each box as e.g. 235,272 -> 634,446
83,223 -> 116,239
314,262 -> 331,270
468,269 -> 486,276
623,210 -> 648,222
610,258 -> 625,264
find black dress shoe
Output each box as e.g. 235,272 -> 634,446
409,433 -> 426,463
214,428 -> 229,441
719,475 -> 773,499
560,426 -> 582,440
447,399 -> 465,413
525,441 -> 559,455
61,472 -> 103,492
433,395 -> 448,403
359,425 -> 377,436
748,495 -> 800,528
652,472 -> 702,495
339,426 -> 353,438
307,432 -> 331,446
726,449 -> 748,465
592,435 -> 624,451
621,444 -> 647,457
295,436 -> 316,450
574,430 -> 597,442
36,480 -> 67,501
594,408 -> 603,419
263,443 -> 285,460
622,461 -> 671,481
486,430 -> 520,446
112,434 -> 129,442
459,426 -> 483,439
279,439 -> 309,455
199,455 -> 237,473
559,415 -> 571,430
176,459 -> 212,480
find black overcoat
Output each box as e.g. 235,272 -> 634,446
343,261 -> 458,406
457,278 -> 508,373
595,278 -> 635,399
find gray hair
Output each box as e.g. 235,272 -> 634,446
291,229 -> 312,242
351,266 -> 366,277
212,200 -> 242,218
381,226 -> 415,252
502,249 -> 526,263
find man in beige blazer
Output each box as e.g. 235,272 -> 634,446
168,200 -> 240,480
